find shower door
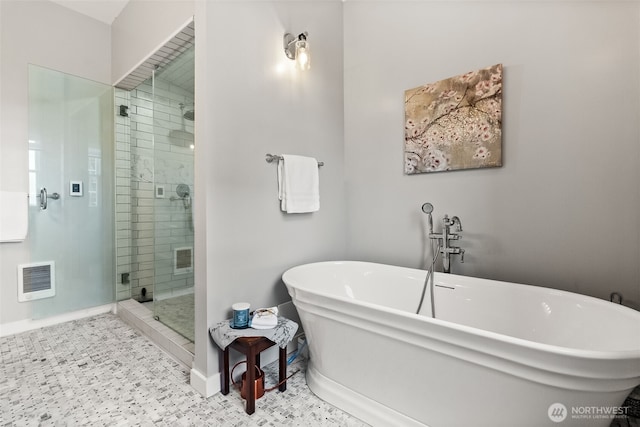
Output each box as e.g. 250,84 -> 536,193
151,46 -> 195,342
117,44 -> 195,342
27,65 -> 114,319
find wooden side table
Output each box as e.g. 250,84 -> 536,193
220,336 -> 287,415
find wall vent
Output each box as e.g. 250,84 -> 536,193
174,247 -> 193,275
18,261 -> 55,302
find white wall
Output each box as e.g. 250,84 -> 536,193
0,0 -> 111,325
194,0 -> 345,392
203,0 -> 345,315
344,1 -> 640,308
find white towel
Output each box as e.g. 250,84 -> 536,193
277,154 -> 319,213
250,307 -> 279,330
0,191 -> 29,242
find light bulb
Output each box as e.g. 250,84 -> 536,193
295,40 -> 310,71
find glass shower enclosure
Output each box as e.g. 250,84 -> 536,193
115,45 -> 195,343
27,65 -> 114,319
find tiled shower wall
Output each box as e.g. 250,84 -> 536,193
114,80 -> 194,302
115,89 -> 132,301
149,77 -> 195,300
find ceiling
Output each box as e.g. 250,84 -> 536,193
50,0 -> 130,25
115,21 -> 194,91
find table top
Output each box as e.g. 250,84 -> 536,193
209,316 -> 298,349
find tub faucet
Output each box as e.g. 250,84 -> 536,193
449,216 -> 462,232
430,214 -> 465,273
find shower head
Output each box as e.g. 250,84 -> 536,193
179,103 -> 195,121
175,184 -> 191,209
176,183 -> 190,198
173,103 -> 195,148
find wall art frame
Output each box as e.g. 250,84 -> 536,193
404,63 -> 503,174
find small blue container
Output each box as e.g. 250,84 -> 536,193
231,302 -> 250,329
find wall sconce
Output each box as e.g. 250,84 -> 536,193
283,32 -> 310,71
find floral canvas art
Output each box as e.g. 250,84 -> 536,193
404,64 -> 503,174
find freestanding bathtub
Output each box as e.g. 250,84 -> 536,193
282,261 -> 640,427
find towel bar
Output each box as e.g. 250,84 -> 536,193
265,153 -> 324,167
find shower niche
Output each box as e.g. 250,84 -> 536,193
114,22 -> 195,344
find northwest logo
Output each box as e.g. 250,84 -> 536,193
548,403 -> 568,422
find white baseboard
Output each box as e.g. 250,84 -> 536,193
0,303 -> 115,337
190,367 -> 221,398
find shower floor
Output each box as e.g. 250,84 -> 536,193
148,294 -> 194,343
118,298 -> 193,367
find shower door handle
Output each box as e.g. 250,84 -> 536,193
40,188 -> 47,210
39,187 -> 60,210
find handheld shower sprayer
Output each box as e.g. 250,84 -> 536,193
418,202 -> 438,317
422,202 -> 434,234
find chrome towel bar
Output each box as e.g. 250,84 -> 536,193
265,153 -> 324,167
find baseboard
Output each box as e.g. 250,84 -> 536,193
190,367 -> 220,398
0,303 -> 115,337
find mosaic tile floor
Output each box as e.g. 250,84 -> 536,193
0,313 -> 638,427
0,313 -> 367,427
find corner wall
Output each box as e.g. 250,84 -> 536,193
343,1 -> 640,308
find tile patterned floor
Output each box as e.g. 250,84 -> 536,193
0,313 -> 367,427
0,313 -> 638,427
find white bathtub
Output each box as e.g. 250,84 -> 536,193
282,261 -> 640,427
